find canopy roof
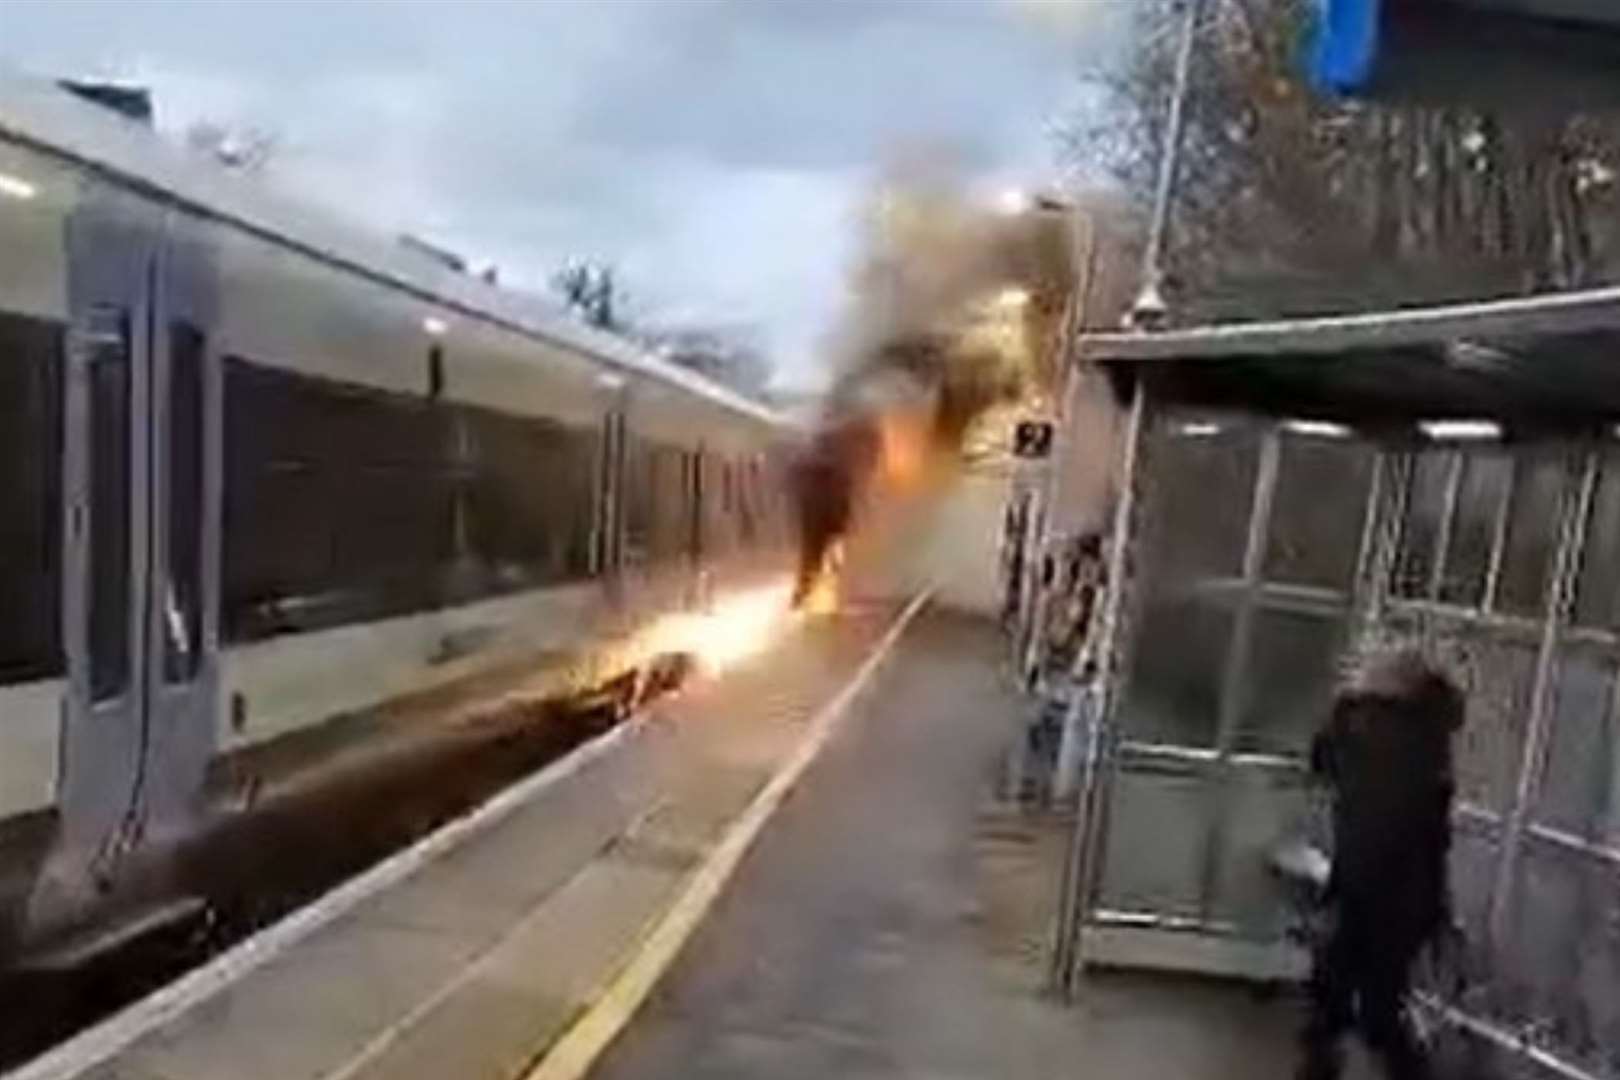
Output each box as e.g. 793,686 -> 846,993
1082,287 -> 1620,434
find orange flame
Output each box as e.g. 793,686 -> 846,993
801,540 -> 845,616
637,580 -> 795,676
877,409 -> 930,491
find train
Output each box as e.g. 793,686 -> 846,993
0,72 -> 794,977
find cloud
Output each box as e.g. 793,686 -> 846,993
1,0 -> 1094,386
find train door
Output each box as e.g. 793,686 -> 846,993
57,194 -> 220,890
140,214 -> 220,832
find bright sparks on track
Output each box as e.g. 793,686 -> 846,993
639,580 -> 796,676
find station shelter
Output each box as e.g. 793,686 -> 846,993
1049,289 -> 1620,1080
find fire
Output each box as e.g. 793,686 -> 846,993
877,409 -> 930,490
637,580 -> 795,677
801,540 -> 845,616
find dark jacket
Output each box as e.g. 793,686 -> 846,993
1311,674 -> 1460,947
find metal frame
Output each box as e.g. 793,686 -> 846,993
1364,442 -> 1620,1080
1488,450 -> 1598,949
1196,428 -> 1283,921
1050,376 -> 1146,996
1055,415 -> 1620,1077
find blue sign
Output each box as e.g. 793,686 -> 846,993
1310,0 -> 1382,93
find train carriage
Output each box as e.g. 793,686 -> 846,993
0,72 -> 790,966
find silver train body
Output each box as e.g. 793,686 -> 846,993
0,74 -> 791,963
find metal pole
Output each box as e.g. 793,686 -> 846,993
1020,211 -> 1097,689
1051,377 -> 1146,996
1132,0 -> 1206,327
1425,451 -> 1466,603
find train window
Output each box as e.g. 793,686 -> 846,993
164,320 -> 206,683
462,405 -> 595,590
223,359 -> 454,641
0,312 -> 64,685
621,437 -> 653,563
223,358 -> 597,643
87,307 -> 132,701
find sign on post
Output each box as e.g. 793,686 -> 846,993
1014,420 -> 1055,460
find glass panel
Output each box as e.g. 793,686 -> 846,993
1234,607 -> 1346,757
1439,452 -> 1512,609
1262,435 -> 1373,590
1535,652 -> 1620,845
1207,773 -> 1310,939
1575,455 -> 1620,629
163,321 -> 205,683
1143,420 -> 1257,585
1096,768 -> 1209,920
0,312 -> 64,684
1446,826 -> 1499,1003
1497,455 -> 1568,618
1442,636 -> 1537,813
88,307 -> 131,702
1502,844 -> 1620,1070
1119,595 -> 1232,747
1393,451 -> 1451,599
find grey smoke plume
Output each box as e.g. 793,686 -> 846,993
791,152 -> 1079,605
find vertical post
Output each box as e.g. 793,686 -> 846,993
1488,450 -> 1597,953
1132,0 -> 1206,326
1426,451 -> 1466,603
1017,210 -> 1096,686
1480,457 -> 1519,615
1358,451 -> 1414,649
1348,451 -> 1388,632
1051,377 -> 1145,997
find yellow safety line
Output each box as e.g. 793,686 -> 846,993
524,590 -> 934,1080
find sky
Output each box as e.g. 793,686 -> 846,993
1,0 -> 1117,389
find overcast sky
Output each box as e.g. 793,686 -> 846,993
2,0 -> 1116,388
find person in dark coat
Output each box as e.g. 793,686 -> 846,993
1297,649 -> 1463,1080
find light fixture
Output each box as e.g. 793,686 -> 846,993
1174,421 -> 1222,438
994,286 -> 1031,309
1420,419 -> 1501,441
1283,419 -> 1351,439
995,188 -> 1031,216
596,373 -> 625,391
0,172 -> 38,201
1444,340 -> 1510,371
422,316 -> 449,337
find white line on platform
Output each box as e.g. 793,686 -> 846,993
4,713 -> 642,1080
524,589 -> 934,1080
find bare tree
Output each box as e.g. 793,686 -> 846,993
1060,0 -> 1620,322
641,325 -> 771,396
550,260 -> 623,331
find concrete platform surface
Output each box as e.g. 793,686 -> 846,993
594,611 -> 1311,1080
15,600 -> 908,1080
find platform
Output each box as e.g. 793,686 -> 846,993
590,611 -> 1306,1080
10,597 -> 909,1080
9,600 -> 1336,1080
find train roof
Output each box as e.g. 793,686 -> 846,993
0,69 -> 786,431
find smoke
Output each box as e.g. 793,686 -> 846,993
790,151 -> 1080,605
